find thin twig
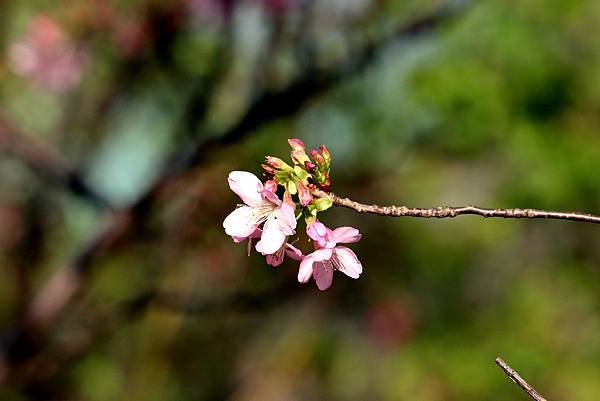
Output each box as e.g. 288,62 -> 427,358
495,357 -> 548,401
315,190 -> 600,224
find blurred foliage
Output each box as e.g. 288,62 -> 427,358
0,0 -> 599,400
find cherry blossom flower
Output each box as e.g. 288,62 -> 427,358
223,171 -> 296,254
298,221 -> 362,290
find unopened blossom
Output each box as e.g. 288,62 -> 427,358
299,221 -> 362,290
223,171 -> 296,254
288,138 -> 310,165
296,181 -> 312,206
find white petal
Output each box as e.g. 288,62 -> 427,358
298,256 -> 314,283
228,171 -> 263,206
223,206 -> 258,238
332,246 -> 362,279
255,215 -> 286,255
311,248 -> 333,262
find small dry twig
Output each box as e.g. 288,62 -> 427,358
315,190 -> 600,224
495,357 -> 548,401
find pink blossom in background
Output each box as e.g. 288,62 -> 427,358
8,15 -> 88,92
186,0 -> 235,22
113,18 -> 150,58
299,221 -> 362,290
223,171 -> 297,255
364,298 -> 415,350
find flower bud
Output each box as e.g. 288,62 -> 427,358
297,181 -> 313,206
319,177 -> 332,192
261,164 -> 276,175
319,145 -> 332,164
265,156 -> 286,169
288,138 -> 306,151
310,148 -> 325,166
264,179 -> 278,193
288,138 -> 309,164
304,160 -> 316,173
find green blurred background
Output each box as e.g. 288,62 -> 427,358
0,0 -> 599,400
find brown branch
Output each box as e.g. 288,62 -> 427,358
315,190 -> 600,224
0,116 -> 112,209
495,357 -> 548,401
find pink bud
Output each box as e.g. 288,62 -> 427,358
297,181 -> 313,206
262,164 -> 276,175
319,145 -> 331,162
310,148 -> 325,165
265,156 -> 285,169
264,179 -> 278,193
289,138 -> 310,164
288,138 -> 306,151
304,160 -> 316,173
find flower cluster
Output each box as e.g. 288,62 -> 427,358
223,138 -> 363,290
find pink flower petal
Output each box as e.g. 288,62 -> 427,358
223,206 -> 258,238
262,189 -> 281,205
307,221 -> 327,239
332,227 -> 361,244
306,221 -> 335,248
255,215 -> 287,254
275,203 -> 297,235
332,246 -> 362,279
313,261 -> 333,290
266,247 -> 285,266
298,256 -> 314,283
264,179 -> 278,193
285,242 -> 303,261
232,228 -> 262,243
227,171 -> 263,206
311,248 -> 333,262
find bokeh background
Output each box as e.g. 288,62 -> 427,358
0,0 -> 599,400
